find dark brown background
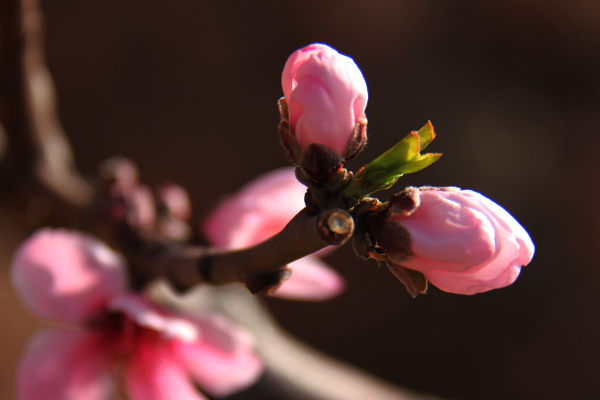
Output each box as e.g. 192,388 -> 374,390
2,0 -> 600,399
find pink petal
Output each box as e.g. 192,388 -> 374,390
172,314 -> 263,397
10,229 -> 127,324
203,167 -> 306,249
282,43 -> 368,154
394,189 -> 535,294
425,263 -> 522,295
108,293 -> 199,343
422,190 -> 533,294
272,256 -> 345,301
466,190 -> 535,266
291,77 -> 348,153
398,191 -> 496,272
16,329 -> 113,400
126,335 -> 206,400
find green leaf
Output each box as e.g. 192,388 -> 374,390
395,153 -> 442,175
417,120 -> 435,151
343,121 -> 441,198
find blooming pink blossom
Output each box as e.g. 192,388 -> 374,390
11,229 -> 262,400
282,43 -> 368,155
386,189 -> 535,295
203,167 -> 345,301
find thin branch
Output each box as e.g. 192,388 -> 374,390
0,0 -> 31,178
0,0 -> 93,207
130,208 -> 355,294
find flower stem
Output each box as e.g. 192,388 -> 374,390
131,208 -> 355,294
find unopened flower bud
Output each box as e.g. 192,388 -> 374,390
154,183 -> 192,221
154,183 -> 193,242
281,43 -> 368,158
126,185 -> 157,232
99,156 -> 139,189
371,188 -> 535,295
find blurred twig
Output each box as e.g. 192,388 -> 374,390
0,0 -> 93,209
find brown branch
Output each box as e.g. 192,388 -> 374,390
130,208 -> 355,295
0,0 -> 31,178
0,0 -> 93,208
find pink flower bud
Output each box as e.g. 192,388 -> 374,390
155,183 -> 192,221
385,189 -> 535,294
282,43 -> 368,155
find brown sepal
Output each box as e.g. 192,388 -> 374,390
363,210 -> 414,265
245,267 -> 292,295
388,187 -> 421,217
279,120 -> 301,165
377,220 -> 414,264
322,167 -> 352,192
351,197 -> 381,217
304,189 -> 320,214
352,209 -> 386,261
300,143 -> 344,182
352,223 -> 377,260
294,166 -> 314,187
343,117 -> 368,160
278,97 -> 289,120
387,263 -> 428,298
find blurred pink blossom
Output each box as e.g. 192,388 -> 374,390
282,43 -> 368,155
386,189 -> 535,294
11,229 -> 262,400
203,167 -> 345,301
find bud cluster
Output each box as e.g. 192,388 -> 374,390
99,156 -> 193,246
277,43 -> 535,296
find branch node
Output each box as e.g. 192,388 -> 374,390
318,208 -> 354,246
245,267 -> 292,295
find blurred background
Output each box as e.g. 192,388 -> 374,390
1,0 -> 599,399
